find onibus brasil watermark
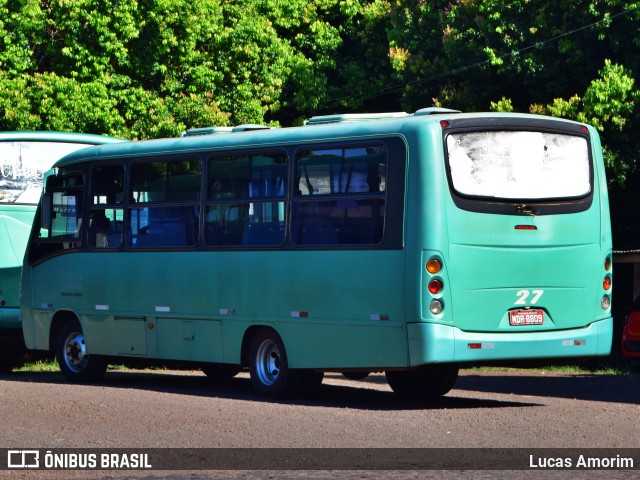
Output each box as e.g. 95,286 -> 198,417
7,450 -> 151,470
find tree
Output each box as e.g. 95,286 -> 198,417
530,60 -> 639,186
0,0 -> 355,137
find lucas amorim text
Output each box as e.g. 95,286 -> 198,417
529,454 -> 634,469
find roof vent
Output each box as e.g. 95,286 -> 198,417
182,124 -> 272,136
414,107 -> 461,116
231,124 -> 272,132
305,112 -> 409,126
182,127 -> 233,137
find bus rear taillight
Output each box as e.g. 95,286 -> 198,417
602,255 -> 612,310
428,279 -> 443,295
425,255 -> 445,315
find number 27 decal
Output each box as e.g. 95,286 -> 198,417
515,289 -> 544,305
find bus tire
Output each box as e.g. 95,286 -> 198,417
385,364 -> 459,398
55,319 -> 107,383
248,328 -> 302,398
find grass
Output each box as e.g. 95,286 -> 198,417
470,361 -> 638,375
14,358 -> 639,375
14,358 -> 129,373
470,365 -> 627,375
15,358 -> 60,372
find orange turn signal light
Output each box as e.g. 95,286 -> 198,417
426,258 -> 442,274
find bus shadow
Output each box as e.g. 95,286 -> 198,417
453,372 -> 640,405
3,369 -> 541,411
8,369 -> 638,406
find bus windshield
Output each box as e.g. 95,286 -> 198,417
0,141 -> 94,205
446,131 -> 591,199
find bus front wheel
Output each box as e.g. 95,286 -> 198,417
248,328 -> 310,398
55,320 -> 107,383
385,364 -> 459,398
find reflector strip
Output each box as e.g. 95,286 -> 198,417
291,311 -> 309,318
562,339 -> 586,346
95,305 -> 109,311
515,225 -> 537,230
219,308 -> 235,315
468,343 -> 495,349
155,306 -> 171,313
40,303 -> 53,309
370,314 -> 390,321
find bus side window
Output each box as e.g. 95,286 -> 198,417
28,173 -> 85,263
89,208 -> 124,248
128,158 -> 201,249
131,206 -> 197,248
90,164 -> 125,249
205,152 -> 287,247
292,145 -> 387,246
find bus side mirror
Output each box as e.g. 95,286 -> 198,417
41,194 -> 52,230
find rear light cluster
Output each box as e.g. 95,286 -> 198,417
602,255 -> 612,310
426,257 -> 444,315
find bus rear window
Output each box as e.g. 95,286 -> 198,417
446,131 -> 590,200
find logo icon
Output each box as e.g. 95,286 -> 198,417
7,450 -> 40,469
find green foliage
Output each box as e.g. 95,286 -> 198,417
529,60 -> 639,186
0,0 -> 353,138
1,0 -> 640,192
490,97 -> 514,112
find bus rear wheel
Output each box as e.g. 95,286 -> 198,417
385,364 -> 459,398
55,320 -> 107,383
249,328 -> 320,398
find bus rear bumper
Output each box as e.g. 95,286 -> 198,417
0,307 -> 21,330
407,318 -> 613,364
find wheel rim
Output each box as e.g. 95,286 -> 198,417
254,338 -> 281,386
62,331 -> 88,373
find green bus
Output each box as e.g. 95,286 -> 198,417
0,131 -> 123,371
20,110 -> 613,398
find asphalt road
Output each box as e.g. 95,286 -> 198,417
0,368 -> 638,479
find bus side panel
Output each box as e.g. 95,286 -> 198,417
155,318 -> 223,362
23,250 -> 408,368
217,318 -> 408,369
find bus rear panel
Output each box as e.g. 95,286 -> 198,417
411,116 -> 612,364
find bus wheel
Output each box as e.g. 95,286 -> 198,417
249,329 -> 301,398
202,364 -> 241,383
385,364 -> 459,398
55,320 -> 107,383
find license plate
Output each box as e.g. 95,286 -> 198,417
509,309 -> 544,326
